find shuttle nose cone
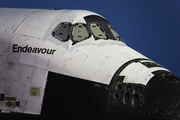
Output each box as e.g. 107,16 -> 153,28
109,68 -> 180,119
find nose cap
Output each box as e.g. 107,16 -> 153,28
108,69 -> 180,119
143,70 -> 180,116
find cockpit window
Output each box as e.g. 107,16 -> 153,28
90,23 -> 107,39
52,15 -> 123,44
72,23 -> 89,41
109,25 -> 121,40
52,22 -> 71,42
84,15 -> 122,41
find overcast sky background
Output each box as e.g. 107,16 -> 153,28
1,0 -> 180,77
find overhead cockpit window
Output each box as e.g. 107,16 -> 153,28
72,23 -> 89,42
90,23 -> 107,39
52,22 -> 72,41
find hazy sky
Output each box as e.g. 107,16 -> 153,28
1,0 -> 180,77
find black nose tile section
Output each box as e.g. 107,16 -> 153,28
108,68 -> 180,119
143,70 -> 180,116
41,69 -> 180,119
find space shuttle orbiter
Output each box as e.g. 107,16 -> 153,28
0,8 -> 180,120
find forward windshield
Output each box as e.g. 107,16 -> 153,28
52,15 -> 123,44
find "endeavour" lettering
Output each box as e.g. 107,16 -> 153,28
13,44 -> 56,55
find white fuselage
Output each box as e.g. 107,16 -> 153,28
0,8 -> 168,115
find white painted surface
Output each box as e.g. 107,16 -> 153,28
120,62 -> 154,85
